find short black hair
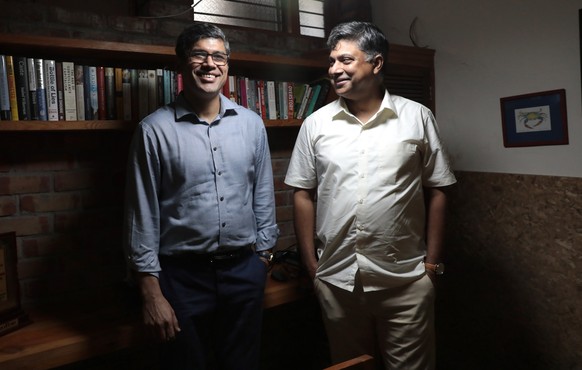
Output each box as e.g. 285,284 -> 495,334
175,22 -> 230,61
327,21 -> 389,66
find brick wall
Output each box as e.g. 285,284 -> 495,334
0,0 -> 315,307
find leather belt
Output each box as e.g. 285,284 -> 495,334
162,245 -> 254,264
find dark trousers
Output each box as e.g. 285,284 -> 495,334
159,249 -> 268,370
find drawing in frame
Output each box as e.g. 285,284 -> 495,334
500,89 -> 568,148
0,231 -> 30,337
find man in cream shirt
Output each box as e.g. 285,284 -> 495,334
285,21 -> 456,369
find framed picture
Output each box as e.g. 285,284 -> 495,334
500,89 -> 568,148
0,232 -> 29,336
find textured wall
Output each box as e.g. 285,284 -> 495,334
438,171 -> 582,369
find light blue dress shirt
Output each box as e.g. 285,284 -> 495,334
124,93 -> 279,275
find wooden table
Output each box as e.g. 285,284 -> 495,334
0,276 -> 306,370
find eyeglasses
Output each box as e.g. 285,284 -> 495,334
188,50 -> 229,66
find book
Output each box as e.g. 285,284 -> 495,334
105,67 -> 115,119
96,66 -> 106,119
238,76 -> 247,108
292,83 -> 308,118
313,78 -> 331,112
35,58 -> 48,121
130,69 -> 139,121
137,69 -> 149,120
305,83 -> 322,118
74,64 -> 85,120
27,58 -> 39,120
296,84 -> 312,120
228,75 -> 237,102
13,56 -> 31,120
122,68 -> 132,120
61,62 -> 77,121
266,80 -> 277,120
163,69 -> 171,105
286,82 -> 295,120
5,56 -> 19,120
44,59 -> 59,121
86,66 -> 98,120
115,67 -> 124,119
156,68 -> 164,108
258,80 -> 267,120
147,69 -> 157,114
55,62 -> 65,120
0,55 -> 10,120
278,81 -> 288,120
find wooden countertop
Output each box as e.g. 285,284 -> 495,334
0,275 -> 307,370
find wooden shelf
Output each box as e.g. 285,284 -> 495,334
0,118 -> 302,132
0,275 -> 307,370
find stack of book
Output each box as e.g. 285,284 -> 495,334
0,54 -> 180,122
1,53 -> 332,123
223,75 -> 331,121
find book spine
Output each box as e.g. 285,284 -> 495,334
287,82 -> 294,120
0,55 -> 10,120
130,69 -> 139,121
62,62 -> 77,121
266,80 -> 277,120
55,62 -> 65,120
6,56 -> 19,120
138,69 -> 149,120
13,56 -> 31,120
96,66 -> 106,120
228,75 -> 236,102
163,69 -> 171,105
115,67 -> 123,119
156,68 -> 164,108
238,76 -> 247,108
296,85 -> 312,120
258,80 -> 267,120
313,79 -> 331,111
105,67 -> 115,119
27,58 -> 39,120
122,68 -> 132,120
147,69 -> 157,114
88,66 -> 98,120
35,58 -> 48,121
74,64 -> 85,120
279,81 -> 288,120
306,84 -> 322,117
44,60 -> 59,121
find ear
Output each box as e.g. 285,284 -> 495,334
372,54 -> 384,75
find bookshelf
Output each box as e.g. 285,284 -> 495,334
0,33 -> 330,131
0,34 -> 435,129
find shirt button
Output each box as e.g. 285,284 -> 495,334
220,196 -> 224,201
213,147 -> 217,151
359,199 -> 364,204
222,223 -> 226,227
218,171 -> 222,176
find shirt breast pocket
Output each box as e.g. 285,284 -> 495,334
374,141 -> 420,185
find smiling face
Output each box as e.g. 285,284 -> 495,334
328,40 -> 383,102
181,37 -> 229,102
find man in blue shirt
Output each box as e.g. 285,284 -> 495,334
123,23 -> 279,369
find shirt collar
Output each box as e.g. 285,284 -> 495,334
174,93 -> 239,123
331,89 -> 397,125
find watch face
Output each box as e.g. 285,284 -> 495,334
436,263 -> 445,274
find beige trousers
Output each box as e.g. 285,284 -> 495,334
314,273 -> 435,370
